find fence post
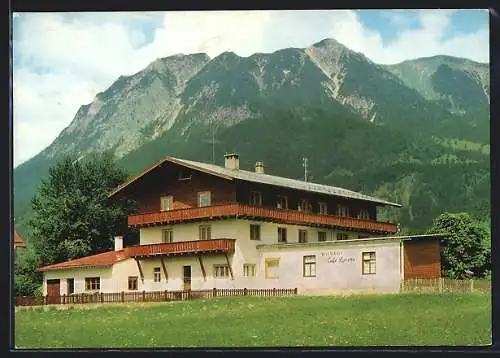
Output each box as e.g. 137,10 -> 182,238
164,290 -> 167,301
100,292 -> 104,303
143,290 -> 146,302
294,288 -> 298,295
121,291 -> 125,302
244,288 -> 248,296
43,295 -> 47,305
439,277 -> 443,293
273,288 -> 276,296
470,279 -> 474,292
213,287 -> 217,298
62,294 -> 66,305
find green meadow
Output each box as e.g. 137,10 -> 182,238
15,292 -> 491,348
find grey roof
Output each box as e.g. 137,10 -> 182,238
172,157 -> 401,207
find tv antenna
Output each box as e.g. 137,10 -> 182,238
302,157 -> 308,182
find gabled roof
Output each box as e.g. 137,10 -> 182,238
37,249 -> 130,271
14,231 -> 26,248
108,155 -> 401,207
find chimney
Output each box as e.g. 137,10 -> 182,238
224,153 -> 240,170
255,161 -> 265,174
114,236 -> 123,251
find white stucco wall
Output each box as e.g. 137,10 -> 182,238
43,266 -> 113,295
43,219 -> 398,295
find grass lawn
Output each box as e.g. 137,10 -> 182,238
14,292 -> 491,348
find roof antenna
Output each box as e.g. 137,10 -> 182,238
302,157 -> 308,182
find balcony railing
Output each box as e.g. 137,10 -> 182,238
126,239 -> 236,258
128,204 -> 397,234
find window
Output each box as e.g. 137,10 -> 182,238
214,264 -> 230,278
358,208 -> 370,220
278,227 -> 287,243
318,202 -> 328,215
318,231 -> 327,242
153,267 -> 161,282
162,228 -> 173,243
128,276 -> 138,290
160,196 -> 173,211
303,255 -> 316,277
337,233 -> 349,241
276,195 -> 288,209
198,191 -> 211,207
362,252 -> 376,275
249,191 -> 262,206
298,199 -> 312,212
250,224 -> 261,240
243,264 -> 256,277
199,225 -> 212,240
337,205 -> 349,217
265,258 -> 280,279
299,229 -> 308,243
85,277 -> 100,291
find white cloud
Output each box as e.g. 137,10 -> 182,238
12,10 -> 489,167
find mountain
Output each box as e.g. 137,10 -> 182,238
13,38 -> 490,241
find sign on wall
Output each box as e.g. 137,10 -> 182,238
320,251 -> 356,264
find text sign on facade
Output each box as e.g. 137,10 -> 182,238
320,251 -> 356,264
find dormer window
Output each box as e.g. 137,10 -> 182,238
249,191 -> 262,206
337,205 -> 349,217
160,196 -> 173,211
198,191 -> 211,207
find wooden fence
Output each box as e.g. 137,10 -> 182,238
15,288 -> 298,307
401,278 -> 491,293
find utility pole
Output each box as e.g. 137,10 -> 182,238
302,157 -> 308,182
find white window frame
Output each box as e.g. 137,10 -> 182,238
249,190 -> 262,206
160,196 -> 173,212
337,205 -> 349,217
153,267 -> 161,282
358,208 -> 370,220
337,233 -> 349,241
276,195 -> 288,209
277,227 -> 287,243
243,264 -> 256,277
198,191 -> 211,207
85,277 -> 100,291
162,228 -> 173,243
318,202 -> 328,215
250,224 -> 261,241
214,264 -> 230,278
199,225 -> 212,240
298,229 -> 308,243
318,231 -> 327,242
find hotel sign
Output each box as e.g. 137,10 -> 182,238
320,250 -> 356,264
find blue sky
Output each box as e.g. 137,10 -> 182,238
12,10 -> 489,167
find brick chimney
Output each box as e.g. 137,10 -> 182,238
255,161 -> 265,174
114,236 -> 123,251
224,153 -> 240,170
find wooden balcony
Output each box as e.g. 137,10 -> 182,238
126,239 -> 236,259
128,204 -> 398,234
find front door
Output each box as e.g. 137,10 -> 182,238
46,279 -> 61,304
67,278 -> 74,295
183,266 -> 191,291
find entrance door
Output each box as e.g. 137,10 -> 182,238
46,279 -> 61,304
67,278 -> 74,295
183,266 -> 191,291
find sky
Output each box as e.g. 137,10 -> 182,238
11,9 -> 489,168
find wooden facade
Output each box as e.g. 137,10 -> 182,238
403,239 -> 441,279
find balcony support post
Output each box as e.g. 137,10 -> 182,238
135,259 -> 144,283
198,256 -> 206,281
160,257 -> 169,281
224,253 -> 234,280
